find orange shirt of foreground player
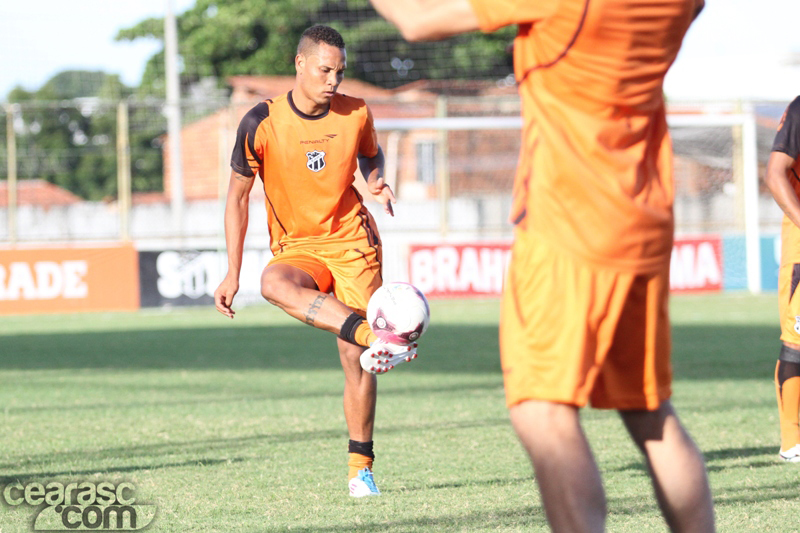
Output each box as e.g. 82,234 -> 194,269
231,91 -> 381,255
469,0 -> 698,273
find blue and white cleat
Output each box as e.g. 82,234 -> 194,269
349,468 -> 381,497
360,340 -> 418,374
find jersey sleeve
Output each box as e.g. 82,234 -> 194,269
231,101 -> 270,177
358,105 -> 379,158
467,0 -> 559,32
773,96 -> 800,161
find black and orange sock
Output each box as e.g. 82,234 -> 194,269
337,312 -> 377,347
355,321 -> 377,347
348,439 -> 374,479
775,350 -> 800,451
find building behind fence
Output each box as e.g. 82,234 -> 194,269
0,85 -> 790,311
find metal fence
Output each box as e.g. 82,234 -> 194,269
0,97 -> 787,282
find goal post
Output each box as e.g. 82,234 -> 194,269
667,110 -> 761,293
374,106 -> 766,294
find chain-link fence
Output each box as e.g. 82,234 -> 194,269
0,94 -> 789,291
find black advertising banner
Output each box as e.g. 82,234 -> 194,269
138,250 -> 272,307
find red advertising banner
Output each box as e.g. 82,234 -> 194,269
0,244 -> 140,314
409,236 -> 723,298
408,243 -> 512,298
669,235 -> 723,292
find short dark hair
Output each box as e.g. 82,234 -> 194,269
297,25 -> 346,56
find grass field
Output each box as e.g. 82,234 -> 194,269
0,293 -> 796,532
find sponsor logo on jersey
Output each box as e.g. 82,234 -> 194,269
794,316 -> 800,334
299,134 -> 337,145
306,150 -> 326,172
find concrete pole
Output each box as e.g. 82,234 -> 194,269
165,0 -> 185,238
435,96 -> 449,237
116,101 -> 132,241
5,104 -> 17,245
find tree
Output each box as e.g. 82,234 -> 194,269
116,0 -> 514,92
4,71 -> 130,200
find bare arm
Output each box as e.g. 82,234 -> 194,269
765,151 -> 800,229
214,170 -> 255,318
368,0 -> 480,41
358,146 -> 396,216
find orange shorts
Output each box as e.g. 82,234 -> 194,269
267,246 -> 383,316
500,231 -> 672,410
778,262 -> 800,345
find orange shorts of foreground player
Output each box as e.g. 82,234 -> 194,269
500,230 -> 672,410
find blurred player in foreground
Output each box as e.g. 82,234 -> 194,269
214,25 -> 417,498
369,0 -> 714,530
765,96 -> 800,463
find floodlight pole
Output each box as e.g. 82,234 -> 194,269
5,104 -> 17,245
117,101 -> 132,241
165,0 -> 185,238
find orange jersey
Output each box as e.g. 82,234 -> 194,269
469,0 -> 699,272
231,91 -> 381,254
773,96 -> 800,264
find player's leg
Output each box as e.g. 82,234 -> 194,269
338,337 -> 377,442
509,401 -> 606,533
260,262 -> 355,334
338,336 -> 380,496
776,263 -> 800,460
500,232 -> 618,531
261,254 -> 376,349
595,267 -> 714,532
619,402 -> 715,533
775,343 -> 800,460
325,247 -> 383,496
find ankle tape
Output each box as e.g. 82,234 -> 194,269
338,312 -> 364,345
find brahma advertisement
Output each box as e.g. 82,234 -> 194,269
409,237 -> 726,298
0,235 -> 772,314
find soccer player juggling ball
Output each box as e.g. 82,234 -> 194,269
368,0 -> 715,532
213,25 -> 417,498
765,96 -> 800,463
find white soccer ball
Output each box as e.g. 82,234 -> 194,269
367,282 -> 430,345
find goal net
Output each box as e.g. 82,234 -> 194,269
368,105 -> 778,294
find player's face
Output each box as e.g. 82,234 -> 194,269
297,43 -> 346,109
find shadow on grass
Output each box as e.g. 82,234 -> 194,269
257,506 -> 546,533
610,445 -> 780,475
703,445 -> 776,461
0,457 -> 246,485
3,381 -> 504,415
0,323 -> 781,380
403,475 -> 532,492
0,324 -> 500,373
0,418 -> 508,476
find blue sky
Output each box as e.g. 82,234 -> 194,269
1,0 -> 799,103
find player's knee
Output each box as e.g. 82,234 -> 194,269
260,272 -> 289,305
510,400 -> 580,442
338,338 -> 363,360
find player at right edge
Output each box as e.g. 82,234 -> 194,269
368,0 -> 715,531
765,95 -> 800,463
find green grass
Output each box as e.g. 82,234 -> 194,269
0,293 -> 795,532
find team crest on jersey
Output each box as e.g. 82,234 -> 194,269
306,150 -> 326,172
794,316 -> 800,334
